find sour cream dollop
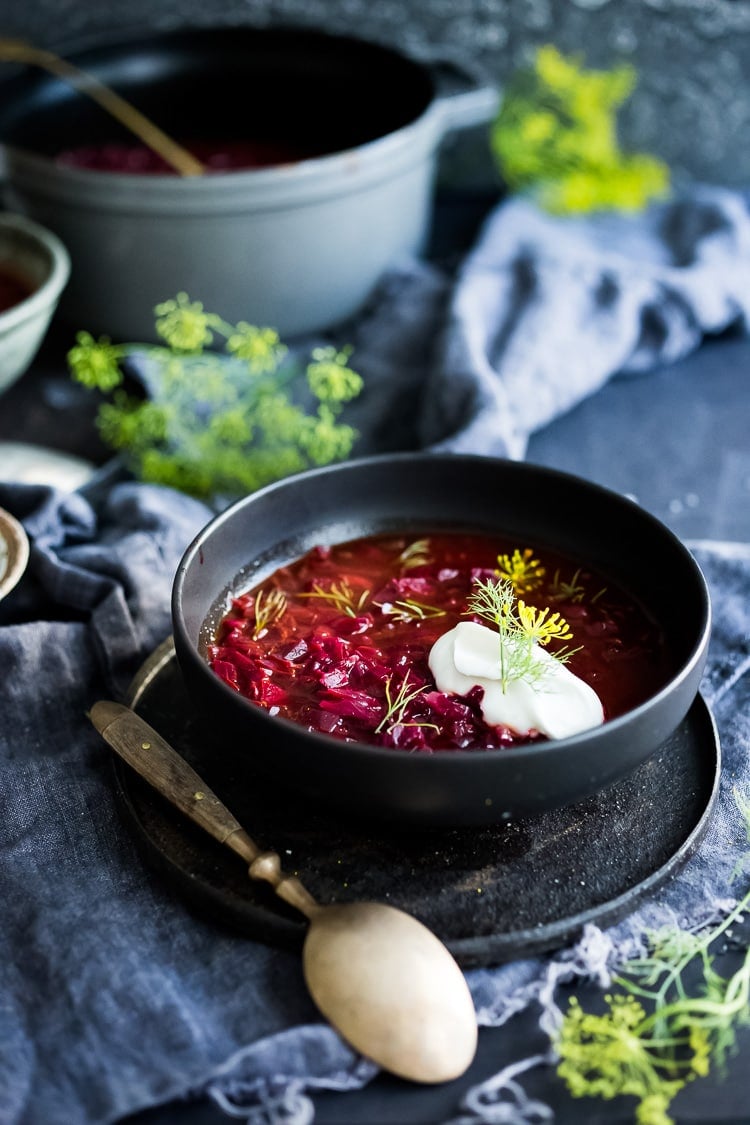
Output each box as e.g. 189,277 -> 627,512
428,620 -> 604,740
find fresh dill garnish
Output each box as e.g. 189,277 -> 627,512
491,45 -> 670,216
67,294 -> 363,500
548,568 -> 586,603
397,538 -> 433,571
251,588 -> 287,640
555,788 -> 750,1125
297,580 -> 370,618
375,672 -> 437,735
375,597 -> 447,624
496,548 -> 546,594
466,576 -> 574,692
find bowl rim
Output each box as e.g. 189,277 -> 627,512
0,212 -> 71,330
172,452 -> 712,771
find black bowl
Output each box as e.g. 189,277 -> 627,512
172,454 -> 710,828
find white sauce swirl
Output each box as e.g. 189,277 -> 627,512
428,620 -> 604,740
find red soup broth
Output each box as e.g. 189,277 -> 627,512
208,532 -> 673,753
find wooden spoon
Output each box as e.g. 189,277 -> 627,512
89,700 -> 478,1083
0,38 -> 204,177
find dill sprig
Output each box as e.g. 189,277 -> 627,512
67,294 -> 363,501
548,567 -> 586,603
374,672 -> 437,736
297,580 -> 370,618
251,588 -> 287,640
397,538 -> 433,571
555,789 -> 750,1125
375,597 -> 447,624
466,576 -> 573,692
491,44 -> 670,216
548,567 -> 607,605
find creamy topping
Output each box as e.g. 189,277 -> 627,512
428,620 -> 604,740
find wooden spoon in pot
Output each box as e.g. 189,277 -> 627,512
0,39 -> 204,177
89,700 -> 478,1084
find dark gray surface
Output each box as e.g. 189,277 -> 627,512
527,328 -> 750,546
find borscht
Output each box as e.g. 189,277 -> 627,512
208,533 -> 671,753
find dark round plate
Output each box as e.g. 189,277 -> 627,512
113,638 -> 721,968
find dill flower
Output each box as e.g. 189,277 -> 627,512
491,45 -> 670,215
306,346 -> 363,403
226,323 -> 286,373
154,293 -> 218,352
302,412 -> 358,466
68,294 -> 363,500
556,994 -> 688,1114
516,601 -> 573,645
67,332 -> 124,391
496,548 -> 546,594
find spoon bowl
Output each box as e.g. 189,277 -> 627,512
89,700 -> 478,1083
304,901 -> 477,1083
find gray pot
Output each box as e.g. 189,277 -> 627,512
0,28 -> 498,341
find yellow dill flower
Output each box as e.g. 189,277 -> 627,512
67,332 -> 124,391
496,548 -> 546,593
517,601 -> 573,645
155,292 -> 216,352
306,345 -> 363,404
226,323 -> 286,373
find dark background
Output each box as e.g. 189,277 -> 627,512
1,0 -> 750,192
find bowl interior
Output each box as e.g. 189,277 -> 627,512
0,27 -> 435,164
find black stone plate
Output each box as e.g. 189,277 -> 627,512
114,638 -> 720,969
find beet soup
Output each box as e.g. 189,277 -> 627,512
207,533 -> 673,753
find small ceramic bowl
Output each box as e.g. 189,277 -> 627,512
172,454 -> 711,827
0,212 -> 70,394
0,505 -> 30,601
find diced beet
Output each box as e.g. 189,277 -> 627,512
318,688 -> 382,722
212,660 -> 240,691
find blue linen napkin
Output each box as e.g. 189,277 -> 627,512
3,185 -> 750,1124
338,185 -> 750,460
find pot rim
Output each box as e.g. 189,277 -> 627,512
2,108 -> 445,212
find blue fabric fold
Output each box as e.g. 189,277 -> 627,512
337,186 -> 750,459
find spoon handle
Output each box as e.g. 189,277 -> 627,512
89,700 -> 319,919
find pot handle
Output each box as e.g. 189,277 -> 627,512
427,57 -> 501,135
